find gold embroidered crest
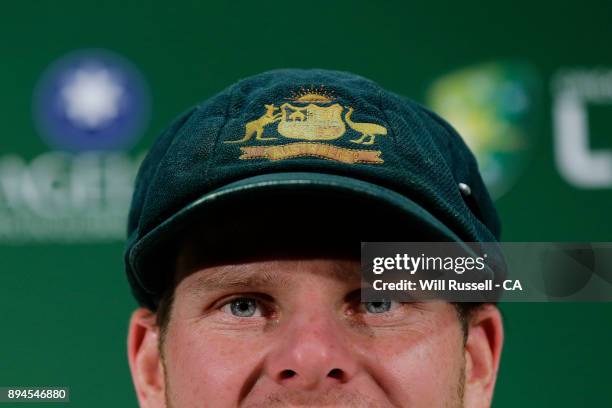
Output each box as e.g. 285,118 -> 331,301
277,103 -> 345,140
225,89 -> 387,164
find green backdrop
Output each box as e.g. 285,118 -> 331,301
1,1 -> 611,406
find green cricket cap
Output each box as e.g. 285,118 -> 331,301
124,68 -> 501,310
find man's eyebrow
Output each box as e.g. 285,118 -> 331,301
182,260 -> 360,295
184,266 -> 294,294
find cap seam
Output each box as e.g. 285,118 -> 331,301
139,106 -> 200,220
135,105 -> 199,234
203,84 -> 235,182
418,106 -> 492,238
377,89 -> 398,145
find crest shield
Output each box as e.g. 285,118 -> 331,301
277,103 -> 345,140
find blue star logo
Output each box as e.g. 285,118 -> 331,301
34,49 -> 150,152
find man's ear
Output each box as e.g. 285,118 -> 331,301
127,308 -> 166,408
462,304 -> 504,408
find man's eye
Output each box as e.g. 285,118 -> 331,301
221,297 -> 262,318
363,300 -> 396,314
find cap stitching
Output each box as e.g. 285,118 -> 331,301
377,89 -> 397,144
419,106 -> 498,240
204,86 -> 235,181
136,106 -> 199,232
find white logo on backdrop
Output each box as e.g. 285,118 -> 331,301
0,152 -> 143,242
553,69 -> 612,188
61,67 -> 125,130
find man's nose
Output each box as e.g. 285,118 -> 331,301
264,311 -> 359,390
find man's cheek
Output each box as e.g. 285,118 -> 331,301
164,325 -> 265,404
366,324 -> 464,406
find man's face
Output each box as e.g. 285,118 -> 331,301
128,254 -> 503,408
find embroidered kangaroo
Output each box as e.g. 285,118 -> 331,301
345,106 -> 387,145
225,104 -> 282,143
